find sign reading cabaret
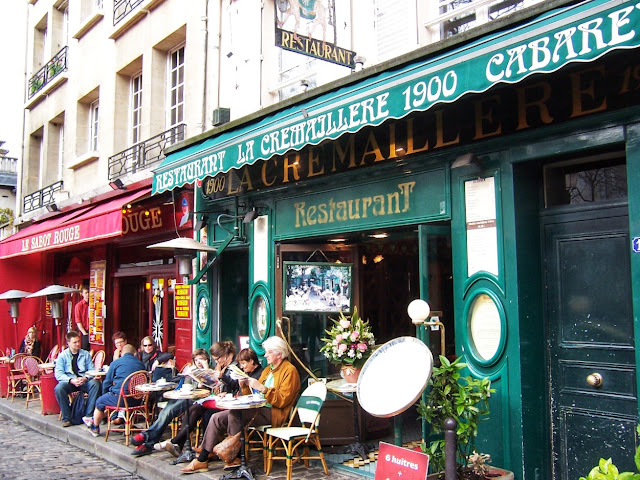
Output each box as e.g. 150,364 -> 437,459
153,0 -> 640,194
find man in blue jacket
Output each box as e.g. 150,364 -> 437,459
54,330 -> 101,427
85,343 -> 146,437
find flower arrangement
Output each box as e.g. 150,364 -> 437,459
320,307 -> 375,369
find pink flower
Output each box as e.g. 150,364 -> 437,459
339,319 -> 351,329
337,343 -> 348,355
350,331 -> 360,342
335,334 -> 343,342
357,343 -> 367,352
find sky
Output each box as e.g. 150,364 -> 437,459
0,2 -> 28,158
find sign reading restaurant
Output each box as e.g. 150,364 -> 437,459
154,0 -> 640,195
274,0 -> 356,68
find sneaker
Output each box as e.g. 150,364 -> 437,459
132,444 -> 154,457
132,433 -> 146,446
90,423 -> 100,437
82,416 -> 93,428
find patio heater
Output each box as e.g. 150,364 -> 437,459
0,290 -> 33,352
27,285 -> 79,348
147,237 -> 218,284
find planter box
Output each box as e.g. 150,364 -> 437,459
427,468 -> 514,480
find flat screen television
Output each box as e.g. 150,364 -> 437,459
283,261 -> 353,314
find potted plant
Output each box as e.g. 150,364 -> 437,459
320,307 -> 375,382
417,355 -> 512,479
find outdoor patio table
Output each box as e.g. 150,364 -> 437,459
326,378 -> 368,461
215,396 -> 267,480
164,388 -> 210,465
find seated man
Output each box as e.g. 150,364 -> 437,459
54,330 -> 101,427
130,348 -> 212,456
86,343 -> 146,437
181,336 -> 300,473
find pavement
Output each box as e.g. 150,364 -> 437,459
0,396 -> 364,480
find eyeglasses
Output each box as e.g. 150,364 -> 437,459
143,344 -> 153,347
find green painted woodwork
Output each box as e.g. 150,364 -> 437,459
195,284 -> 211,351
274,168 -> 448,239
626,122 -> 640,421
153,0 -> 639,195
219,249 -> 249,346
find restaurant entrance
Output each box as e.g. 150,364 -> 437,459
275,225 -> 454,376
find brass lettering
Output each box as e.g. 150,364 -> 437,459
516,81 -> 553,129
332,135 -> 356,171
262,159 -> 277,187
406,118 -> 429,154
283,153 -> 301,183
308,147 -> 324,177
473,95 -> 502,139
569,65 -> 607,118
434,110 -> 460,148
361,131 -> 385,163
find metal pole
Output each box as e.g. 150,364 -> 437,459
444,417 -> 457,480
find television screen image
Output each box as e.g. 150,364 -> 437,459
283,262 -> 353,313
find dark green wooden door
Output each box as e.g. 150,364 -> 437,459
543,205 -> 636,479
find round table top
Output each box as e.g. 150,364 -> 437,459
38,362 -> 55,370
86,369 -> 108,377
136,382 -> 178,392
0,356 -> 11,363
164,388 -> 210,400
326,378 -> 357,394
216,395 -> 267,410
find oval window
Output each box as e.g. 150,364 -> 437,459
251,294 -> 269,341
468,293 -> 502,362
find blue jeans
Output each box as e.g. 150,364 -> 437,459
143,399 -> 189,447
54,379 -> 101,422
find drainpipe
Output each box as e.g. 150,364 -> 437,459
201,0 -> 210,133
17,1 -> 30,223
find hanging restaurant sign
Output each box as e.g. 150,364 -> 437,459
153,0 -> 640,195
274,0 -> 356,68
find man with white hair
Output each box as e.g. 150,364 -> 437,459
181,336 -> 301,474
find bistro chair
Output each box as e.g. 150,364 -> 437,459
168,362 -> 192,436
92,350 -> 106,370
8,354 -> 28,402
22,355 -> 43,408
45,344 -> 59,364
245,423 -> 271,470
104,370 -> 151,446
264,381 -> 329,480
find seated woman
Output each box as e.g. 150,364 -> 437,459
131,347 -> 211,456
180,336 -> 300,473
155,341 -> 245,457
19,326 -> 41,359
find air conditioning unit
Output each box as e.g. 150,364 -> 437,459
212,108 -> 230,126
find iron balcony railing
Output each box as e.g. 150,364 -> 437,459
113,0 -> 145,25
108,124 -> 185,181
28,46 -> 68,99
23,180 -> 63,214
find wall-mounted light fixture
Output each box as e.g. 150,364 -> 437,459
451,153 -> 482,169
194,214 -> 207,231
300,79 -> 310,92
46,203 -> 59,213
354,55 -> 366,72
109,178 -> 126,190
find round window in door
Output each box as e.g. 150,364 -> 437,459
250,287 -> 270,343
466,290 -> 506,366
197,291 -> 209,333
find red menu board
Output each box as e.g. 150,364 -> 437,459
375,442 -> 429,480
89,260 -> 106,345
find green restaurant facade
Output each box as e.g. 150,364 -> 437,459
154,1 -> 640,478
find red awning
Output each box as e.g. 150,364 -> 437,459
0,188 -> 150,259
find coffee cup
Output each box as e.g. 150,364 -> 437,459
157,378 -> 166,385
181,384 -> 193,393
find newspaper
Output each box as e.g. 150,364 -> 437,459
179,367 -> 219,388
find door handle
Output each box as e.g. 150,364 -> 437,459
586,373 -> 603,388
